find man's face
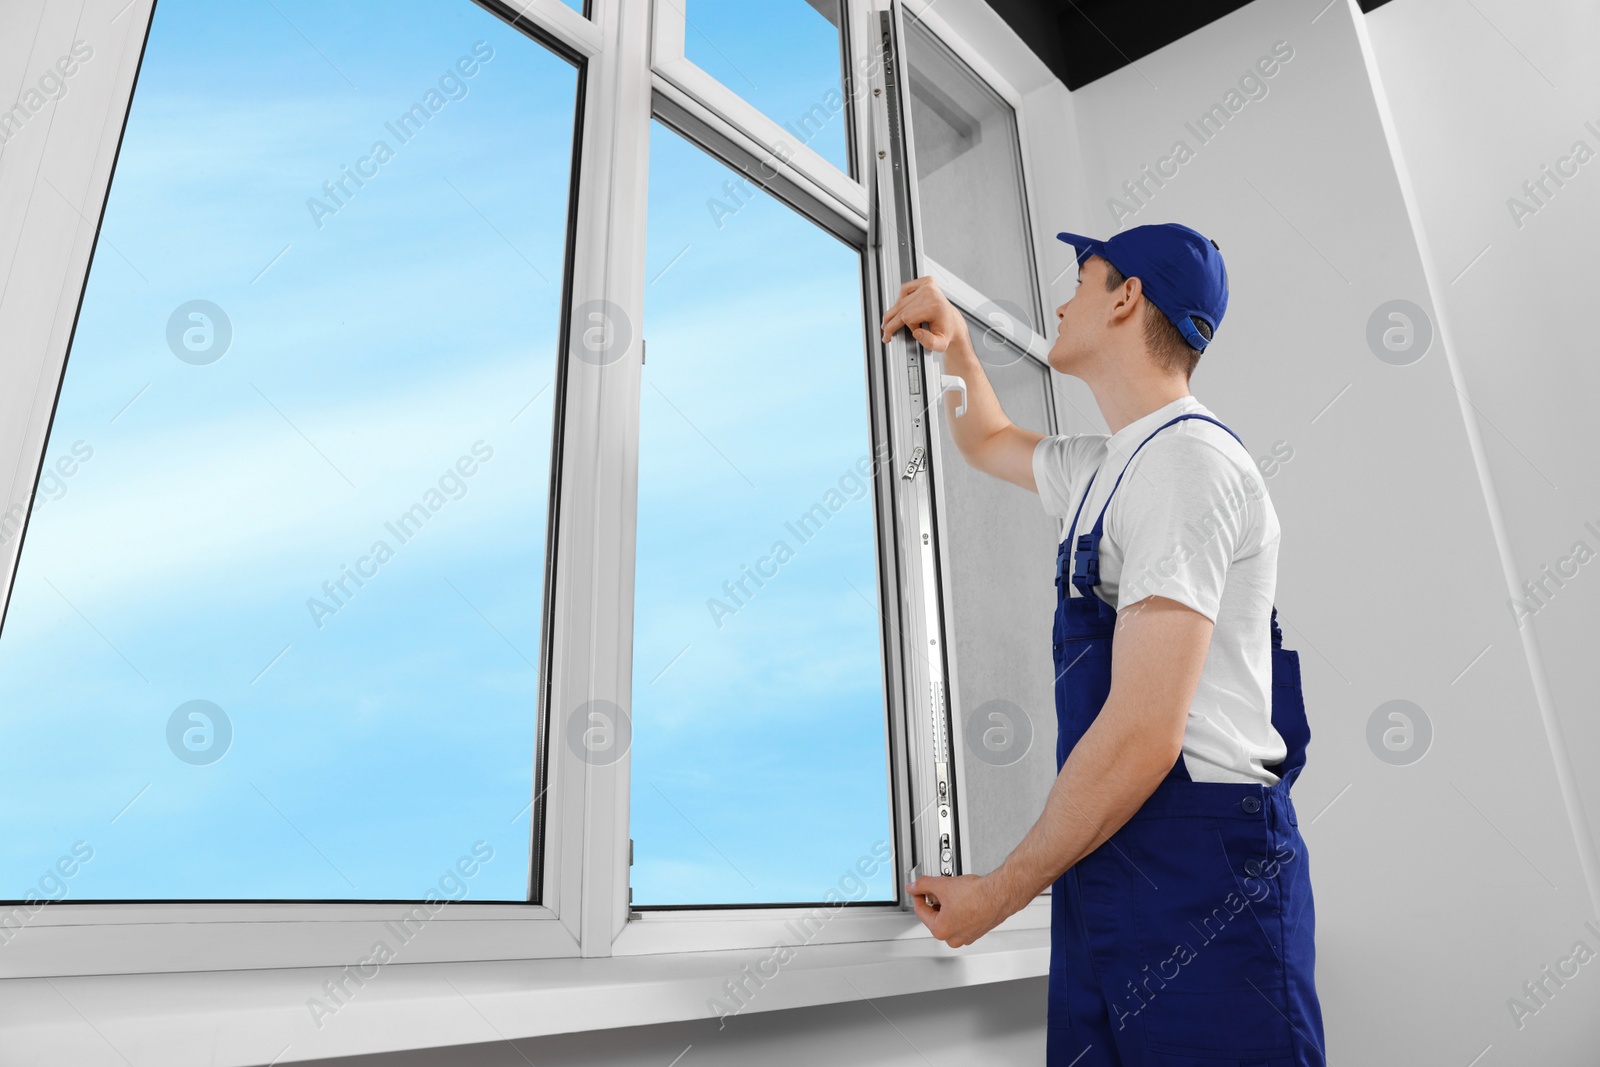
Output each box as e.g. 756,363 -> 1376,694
1046,253 -> 1112,375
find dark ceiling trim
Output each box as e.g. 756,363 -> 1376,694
981,0 -> 1400,90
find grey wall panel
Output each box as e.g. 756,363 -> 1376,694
1364,0 -> 1600,1058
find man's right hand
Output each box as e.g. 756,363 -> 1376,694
881,276 -> 969,354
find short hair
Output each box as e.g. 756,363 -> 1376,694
1103,261 -> 1206,380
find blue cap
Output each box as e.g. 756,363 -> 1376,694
1056,223 -> 1228,352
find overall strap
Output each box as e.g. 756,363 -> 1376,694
1070,413 -> 1244,598
1054,468 -> 1100,595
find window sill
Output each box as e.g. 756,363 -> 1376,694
6,909 -> 1050,1065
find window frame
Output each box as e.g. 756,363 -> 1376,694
0,0 -> 1056,985
0,0 -> 606,977
648,0 -> 869,234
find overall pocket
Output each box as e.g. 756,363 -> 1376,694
1123,811 -> 1297,1057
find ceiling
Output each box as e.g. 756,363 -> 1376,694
980,0 -> 1399,90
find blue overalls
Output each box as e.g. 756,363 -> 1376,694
1045,414 -> 1326,1067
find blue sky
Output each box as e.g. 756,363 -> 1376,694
0,0 -> 892,906
0,0 -> 573,902
632,122 -> 892,905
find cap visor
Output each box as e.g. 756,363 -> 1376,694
1055,232 -> 1102,263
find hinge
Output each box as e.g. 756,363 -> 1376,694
629,838 -> 634,866
641,338 -> 646,366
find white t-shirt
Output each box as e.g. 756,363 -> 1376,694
1031,394 -> 1287,785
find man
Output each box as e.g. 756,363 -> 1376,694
881,223 -> 1325,1065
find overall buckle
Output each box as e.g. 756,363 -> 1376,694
1071,533 -> 1100,587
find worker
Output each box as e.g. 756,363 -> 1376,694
881,222 -> 1326,1065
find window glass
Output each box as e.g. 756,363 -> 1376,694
0,0 -> 576,901
681,0 -> 852,175
941,314 -> 1059,877
905,17 -> 1040,332
631,121 -> 893,906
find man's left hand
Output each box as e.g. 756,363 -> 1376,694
905,873 -> 1013,948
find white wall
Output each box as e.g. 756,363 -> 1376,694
1049,0 -> 1600,1063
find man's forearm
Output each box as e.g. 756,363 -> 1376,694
986,700 -> 1178,914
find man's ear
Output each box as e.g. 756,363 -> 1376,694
1108,274 -> 1143,326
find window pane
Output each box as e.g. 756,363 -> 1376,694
682,0 -> 852,175
941,315 -> 1059,877
905,17 -> 1040,331
0,1 -> 576,901
631,122 -> 893,906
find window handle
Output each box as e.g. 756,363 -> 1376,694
938,369 -> 967,417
